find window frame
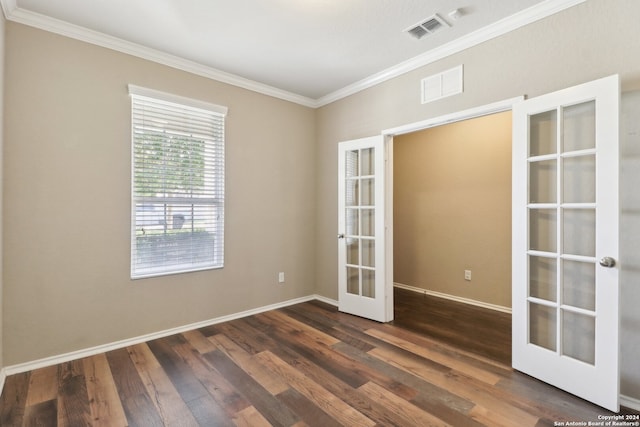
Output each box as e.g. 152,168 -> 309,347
129,85 -> 227,279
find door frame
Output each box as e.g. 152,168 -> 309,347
381,97 -> 524,138
377,96 -> 524,320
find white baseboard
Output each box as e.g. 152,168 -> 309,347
621,394 -> 640,412
0,368 -> 5,398
3,294 -> 323,377
313,294 -> 338,307
394,282 -> 512,314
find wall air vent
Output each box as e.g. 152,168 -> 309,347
421,65 -> 463,104
404,14 -> 450,40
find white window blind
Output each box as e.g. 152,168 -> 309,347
129,85 -> 227,279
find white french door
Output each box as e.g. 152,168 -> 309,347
512,75 -> 620,411
338,136 -> 393,322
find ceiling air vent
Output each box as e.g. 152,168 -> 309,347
404,14 -> 450,40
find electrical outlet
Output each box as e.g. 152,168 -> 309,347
278,272 -> 285,283
464,270 -> 472,281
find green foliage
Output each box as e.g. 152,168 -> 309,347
135,230 -> 215,267
134,131 -> 205,197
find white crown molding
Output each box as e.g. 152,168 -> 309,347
0,0 -> 586,108
316,0 -> 587,107
2,0 -> 584,109
0,3 -> 318,108
1,0 -> 586,108
0,0 -> 16,18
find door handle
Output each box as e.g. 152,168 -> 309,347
599,257 -> 616,268
338,234 -> 345,239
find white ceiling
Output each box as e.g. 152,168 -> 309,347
2,0 -> 583,106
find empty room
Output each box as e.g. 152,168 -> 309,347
1,0 -> 640,425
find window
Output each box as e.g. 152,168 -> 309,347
129,85 -> 227,278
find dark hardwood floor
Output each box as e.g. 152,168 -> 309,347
393,287 -> 512,365
1,289 -> 636,426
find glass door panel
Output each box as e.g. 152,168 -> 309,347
343,147 -> 377,300
562,209 -> 595,257
529,160 -> 557,203
346,239 -> 359,265
362,269 -> 375,298
563,101 -> 596,152
562,311 -> 596,364
362,239 -> 375,268
562,260 -> 596,311
347,267 -> 359,295
346,150 -> 359,177
529,209 -> 557,252
529,110 -> 558,156
345,208 -> 359,236
361,148 -> 375,175
346,180 -> 359,206
529,303 -> 557,351
529,256 -> 557,302
361,209 -> 375,237
361,178 -> 375,205
563,155 -> 595,203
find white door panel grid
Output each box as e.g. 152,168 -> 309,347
512,75 -> 620,411
338,135 -> 392,322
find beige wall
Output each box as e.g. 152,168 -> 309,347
620,91 -> 640,403
394,112 -> 511,307
3,23 -> 316,365
0,10 -> 5,371
3,0 -> 640,404
316,0 -> 640,400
